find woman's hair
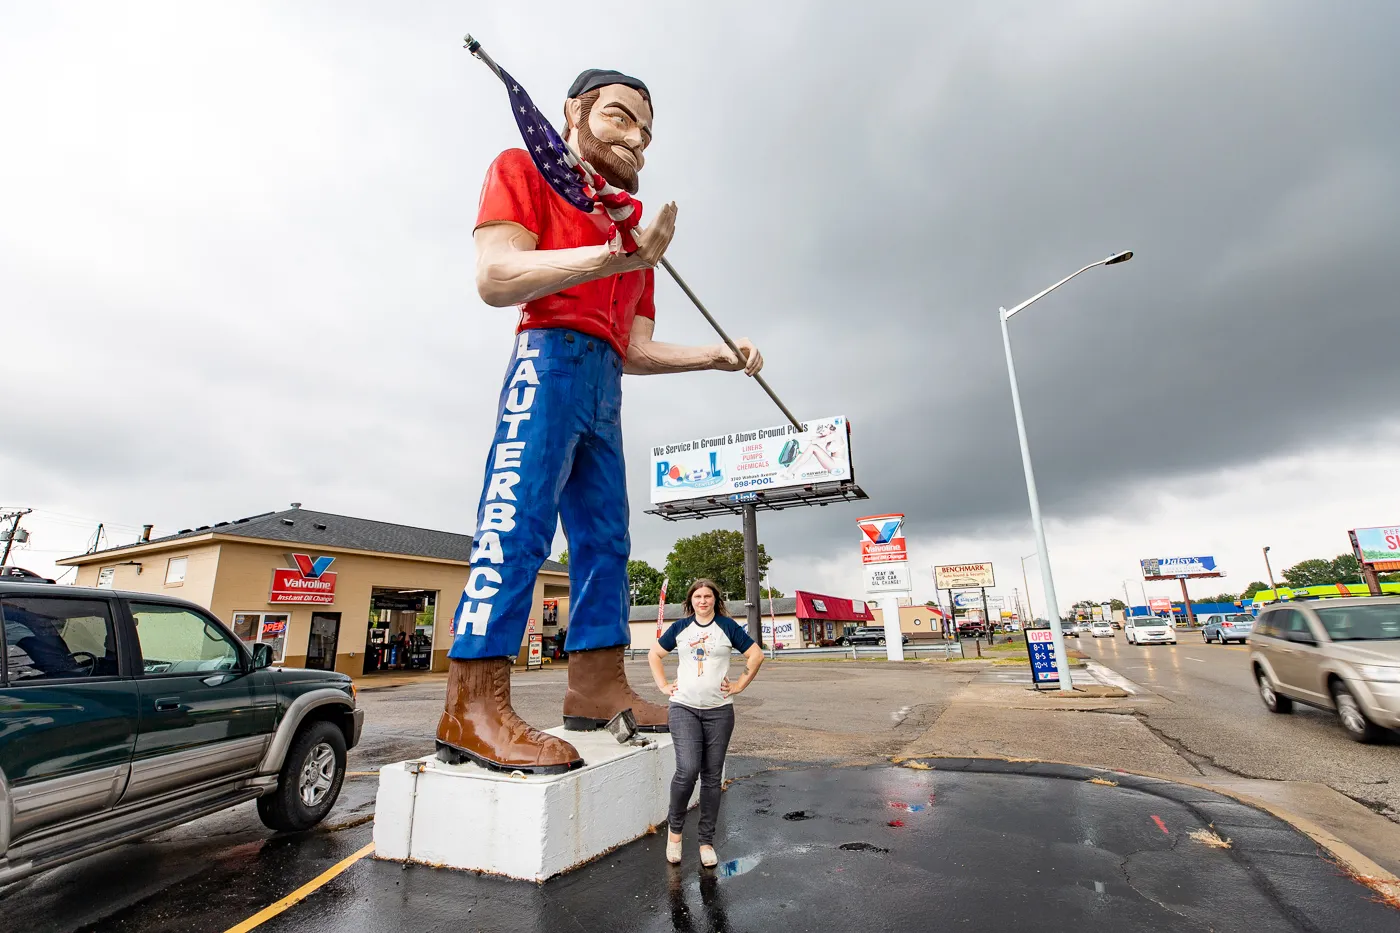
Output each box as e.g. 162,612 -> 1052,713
683,578 -> 727,617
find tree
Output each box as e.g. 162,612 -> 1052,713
663,530 -> 771,602
1241,581 -> 1269,599
556,550 -> 569,566
760,585 -> 784,599
1282,558 -> 1337,588
1195,593 -> 1240,604
1328,554 -> 1364,584
626,559 -> 665,605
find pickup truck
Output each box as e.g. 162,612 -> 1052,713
0,582 -> 363,885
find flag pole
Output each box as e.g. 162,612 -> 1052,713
464,34 -> 804,433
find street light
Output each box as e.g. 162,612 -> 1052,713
1021,553 -> 1037,620
1263,546 -> 1278,597
999,250 -> 1133,692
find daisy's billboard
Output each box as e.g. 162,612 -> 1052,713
649,415 -> 853,505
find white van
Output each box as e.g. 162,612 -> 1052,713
1125,616 -> 1177,646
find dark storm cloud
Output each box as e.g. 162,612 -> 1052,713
608,1 -> 1400,565
3,2 -> 1397,577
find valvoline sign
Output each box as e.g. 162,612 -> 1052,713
858,513 -> 908,565
270,553 -> 337,604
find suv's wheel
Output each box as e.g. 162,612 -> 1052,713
1257,669 -> 1292,714
1332,681 -> 1381,743
840,638 -> 851,646
258,719 -> 347,831
877,637 -> 887,646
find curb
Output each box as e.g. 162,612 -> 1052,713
891,753 -> 1400,905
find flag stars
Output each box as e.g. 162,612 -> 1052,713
519,106 -> 527,114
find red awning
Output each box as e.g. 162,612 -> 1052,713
794,590 -> 876,622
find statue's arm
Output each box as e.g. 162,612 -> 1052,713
475,221 -> 642,307
474,201 -> 680,308
624,316 -> 763,376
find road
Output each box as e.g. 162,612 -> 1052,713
1077,632 -> 1399,822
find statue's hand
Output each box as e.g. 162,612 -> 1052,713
628,201 -> 677,267
714,338 -> 763,376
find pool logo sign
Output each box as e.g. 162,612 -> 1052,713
270,553 -> 338,604
655,450 -> 725,494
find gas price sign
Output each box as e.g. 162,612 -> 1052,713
1024,628 -> 1059,687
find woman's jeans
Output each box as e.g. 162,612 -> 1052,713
667,703 -> 736,845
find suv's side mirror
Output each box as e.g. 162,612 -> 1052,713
252,643 -> 274,670
1288,630 -> 1317,646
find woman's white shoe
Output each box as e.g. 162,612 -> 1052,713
666,835 -> 683,865
699,845 -> 718,868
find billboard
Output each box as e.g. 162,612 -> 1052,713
1354,526 -> 1400,564
858,514 -> 908,565
1141,556 -> 1219,578
1148,597 -> 1173,614
952,591 -> 984,609
649,415 -> 852,505
935,563 -> 995,589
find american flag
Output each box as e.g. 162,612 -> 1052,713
480,51 -> 643,251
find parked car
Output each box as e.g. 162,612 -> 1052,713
1124,616 -> 1177,646
1250,597 -> 1400,742
1090,621 -> 1114,638
1201,613 -> 1254,645
0,582 -> 364,885
956,621 -> 987,639
840,626 -> 909,646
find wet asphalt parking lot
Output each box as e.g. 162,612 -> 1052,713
4,659 -> 1397,931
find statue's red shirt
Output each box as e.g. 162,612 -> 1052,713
476,148 -> 655,359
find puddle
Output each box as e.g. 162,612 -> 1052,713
783,810 -> 814,821
839,842 -> 889,854
716,854 -> 762,878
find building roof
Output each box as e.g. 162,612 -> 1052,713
794,590 -> 874,622
60,506 -> 567,574
628,596 -> 798,623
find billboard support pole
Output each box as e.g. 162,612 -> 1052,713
1178,578 -> 1196,628
980,587 -> 993,644
742,504 -> 763,646
1349,530 -> 1384,597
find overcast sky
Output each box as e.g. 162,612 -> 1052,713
5,1 -> 1398,615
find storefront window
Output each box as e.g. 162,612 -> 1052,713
232,611 -> 290,663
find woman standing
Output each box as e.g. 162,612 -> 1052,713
649,579 -> 765,867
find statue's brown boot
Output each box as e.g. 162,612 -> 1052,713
436,658 -> 583,773
562,645 -> 670,733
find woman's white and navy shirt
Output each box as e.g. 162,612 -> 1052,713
657,615 -> 756,710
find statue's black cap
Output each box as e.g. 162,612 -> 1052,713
567,68 -> 650,103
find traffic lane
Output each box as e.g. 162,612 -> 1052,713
1080,635 -> 1399,822
252,762 -> 1396,933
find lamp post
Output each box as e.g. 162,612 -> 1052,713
1000,250 -> 1133,692
1021,553 -> 1037,620
1263,546 -> 1278,598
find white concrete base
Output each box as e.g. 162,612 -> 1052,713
372,726 -> 694,881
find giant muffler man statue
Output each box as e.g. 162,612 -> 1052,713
438,68 -> 764,773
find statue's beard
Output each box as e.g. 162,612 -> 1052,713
575,120 -> 640,195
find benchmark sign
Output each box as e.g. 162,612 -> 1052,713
934,563 -> 995,589
649,415 -> 852,505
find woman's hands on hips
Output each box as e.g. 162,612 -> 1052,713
720,677 -> 746,697
657,680 -> 678,697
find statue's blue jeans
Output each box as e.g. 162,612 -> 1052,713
448,327 -> 631,660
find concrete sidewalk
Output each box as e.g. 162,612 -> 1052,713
897,665 -> 1400,892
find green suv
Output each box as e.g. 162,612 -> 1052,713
0,582 -> 363,885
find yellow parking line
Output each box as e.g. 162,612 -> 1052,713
222,841 -> 374,933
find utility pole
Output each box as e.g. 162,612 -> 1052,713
1262,546 -> 1278,597
1020,553 -> 1036,620
86,523 -> 105,555
1,509 -> 33,567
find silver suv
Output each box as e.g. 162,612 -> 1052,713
1250,597 -> 1400,742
